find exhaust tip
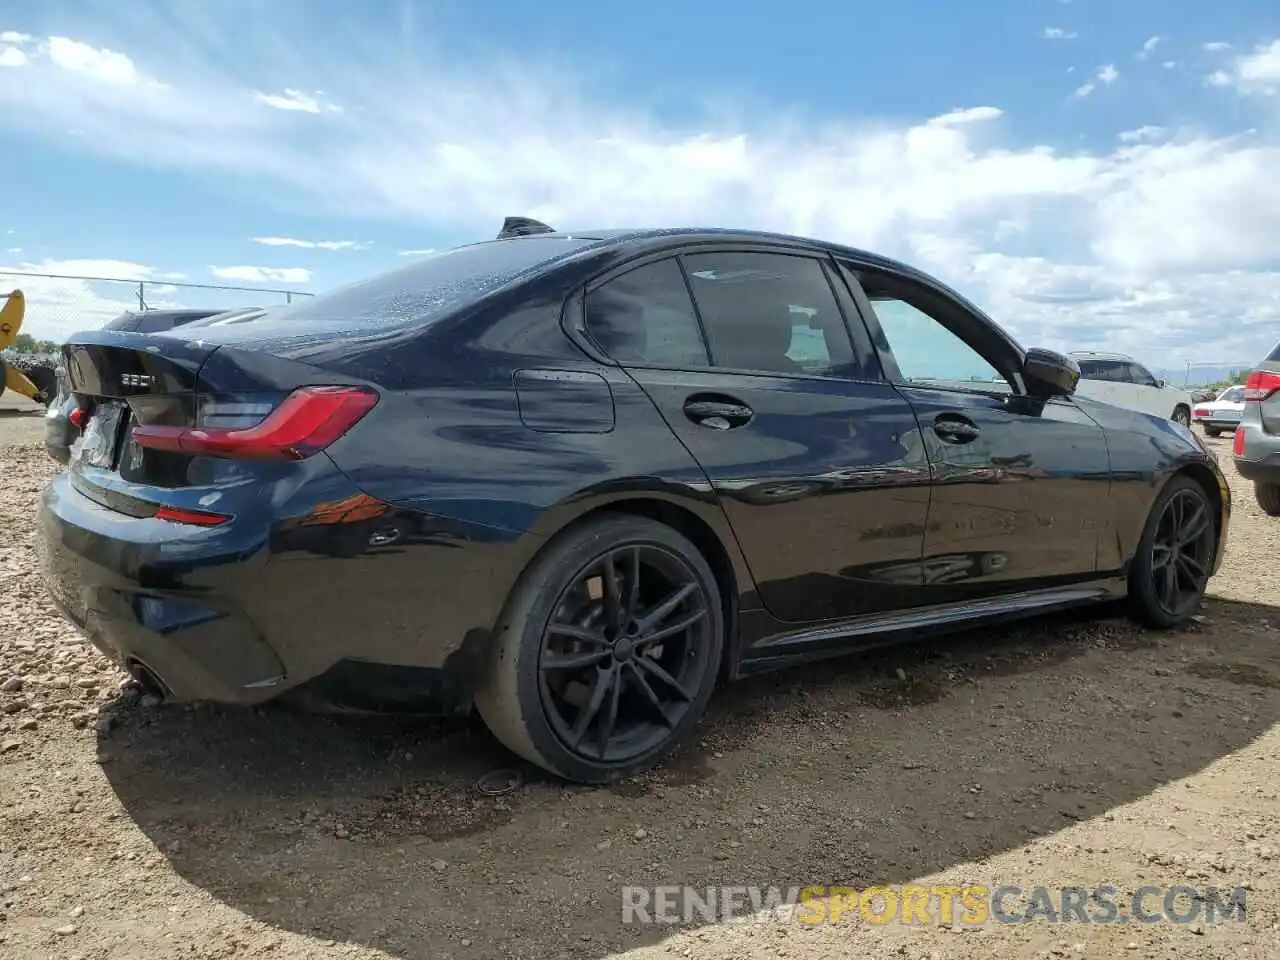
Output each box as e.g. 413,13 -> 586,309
127,660 -> 171,703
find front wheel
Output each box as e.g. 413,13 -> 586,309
1255,482 -> 1280,517
1171,406 -> 1191,427
1128,476 -> 1216,629
474,514 -> 724,784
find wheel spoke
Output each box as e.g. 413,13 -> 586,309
636,582 -> 699,634
547,622 -> 609,645
623,547 -> 641,620
542,649 -> 610,672
1177,551 -> 1207,579
641,608 -> 708,645
569,668 -> 613,747
1160,563 -> 1177,607
1177,509 -> 1210,546
596,666 -> 624,757
635,654 -> 693,702
625,662 -> 674,728
601,554 -> 626,631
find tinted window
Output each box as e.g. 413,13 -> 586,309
103,312 -> 141,332
866,295 -> 1003,385
681,252 -> 857,376
270,236 -> 598,329
583,259 -> 708,367
1077,359 -> 1128,382
1126,363 -> 1157,386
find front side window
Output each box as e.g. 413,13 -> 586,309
1126,363 -> 1158,387
680,252 -> 859,377
583,258 -> 709,367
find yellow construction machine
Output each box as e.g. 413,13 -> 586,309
0,289 -> 56,404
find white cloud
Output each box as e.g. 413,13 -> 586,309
398,248 -> 436,256
1,18 -> 1279,365
1204,41 -> 1232,52
254,88 -> 341,114
0,31 -> 33,44
46,36 -> 141,85
1042,27 -> 1078,41
1119,125 -> 1168,143
0,45 -> 26,68
925,106 -> 1002,127
210,265 -> 313,284
1210,39 -> 1280,95
1073,82 -> 1096,98
250,236 -> 363,250
1137,36 -> 1162,60
1162,61 -> 1178,70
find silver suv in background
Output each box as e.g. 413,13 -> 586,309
1233,339 -> 1280,514
1069,351 -> 1194,425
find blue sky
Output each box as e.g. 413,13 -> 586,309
1,0 -> 1279,374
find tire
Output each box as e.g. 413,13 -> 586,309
474,513 -> 724,784
1204,427 -> 1221,438
1255,482 -> 1280,517
1128,475 -> 1217,629
1171,406 -> 1191,427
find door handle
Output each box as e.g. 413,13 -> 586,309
933,415 -> 980,443
684,398 -> 754,429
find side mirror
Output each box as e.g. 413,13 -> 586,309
1156,379 -> 1167,388
1022,347 -> 1079,398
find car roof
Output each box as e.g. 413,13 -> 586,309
1069,350 -> 1134,361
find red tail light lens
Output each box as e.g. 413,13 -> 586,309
1233,427 -> 1246,456
1243,370 -> 1280,402
153,506 -> 231,526
132,386 -> 378,461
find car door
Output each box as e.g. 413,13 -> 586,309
835,262 -> 1112,602
579,248 -> 931,624
1121,361 -> 1161,417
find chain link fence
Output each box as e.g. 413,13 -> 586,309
0,270 -> 314,348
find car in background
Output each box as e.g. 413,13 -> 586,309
1192,385 -> 1245,437
1069,351 -> 1194,425
44,306 -> 259,464
1233,339 -> 1280,514
35,220 -> 1229,785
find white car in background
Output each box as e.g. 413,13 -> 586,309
1069,351 -> 1194,425
1191,385 -> 1245,437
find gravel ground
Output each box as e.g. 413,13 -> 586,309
1,390 -> 1277,960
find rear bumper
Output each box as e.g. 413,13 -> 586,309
1232,406 -> 1280,486
37,472 -> 288,704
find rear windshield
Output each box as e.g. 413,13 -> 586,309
1267,340 -> 1280,362
262,236 -> 599,328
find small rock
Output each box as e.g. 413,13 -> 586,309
74,678 -> 98,689
895,668 -> 907,681
461,938 -> 473,947
634,828 -> 648,840
53,924 -> 77,936
595,840 -> 612,851
1125,944 -> 1139,951
334,824 -> 349,839
69,906 -> 84,918
0,740 -> 19,754
0,677 -> 23,692
18,718 -> 37,731
430,859 -> 447,872
49,676 -> 71,690
1,700 -> 24,714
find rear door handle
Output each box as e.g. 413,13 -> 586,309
684,397 -> 754,430
933,415 -> 980,443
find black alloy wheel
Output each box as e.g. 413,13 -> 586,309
1130,476 -> 1216,628
475,514 -> 725,783
538,544 -> 713,763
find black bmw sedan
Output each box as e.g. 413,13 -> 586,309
36,222 -> 1230,784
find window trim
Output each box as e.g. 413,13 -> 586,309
567,242 -> 889,385
835,261 -> 1029,398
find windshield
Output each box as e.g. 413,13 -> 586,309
258,236 -> 599,329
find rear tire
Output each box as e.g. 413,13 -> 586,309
1128,475 -> 1216,629
474,514 -> 724,784
1255,482 -> 1280,517
1171,406 -> 1191,427
1204,426 -> 1220,438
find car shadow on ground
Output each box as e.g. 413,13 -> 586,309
99,596 -> 1280,959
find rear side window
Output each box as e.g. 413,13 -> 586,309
681,252 -> 858,377
584,259 -> 709,367
1077,359 -> 1128,382
270,236 -> 597,329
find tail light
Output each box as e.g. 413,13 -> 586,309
1243,370 -> 1280,402
1193,408 -> 1210,419
132,386 -> 378,461
1233,428 -> 1246,456
154,506 -> 231,526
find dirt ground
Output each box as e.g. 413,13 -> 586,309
1,389 -> 1277,960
